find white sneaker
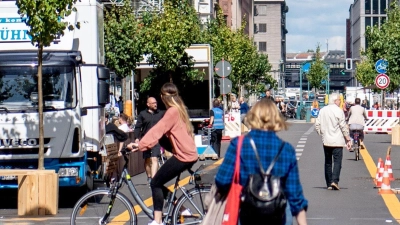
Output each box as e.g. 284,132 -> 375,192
180,208 -> 192,216
148,220 -> 164,225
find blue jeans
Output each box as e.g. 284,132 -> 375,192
285,203 -> 293,225
323,146 -> 343,187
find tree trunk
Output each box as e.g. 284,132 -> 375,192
38,44 -> 45,170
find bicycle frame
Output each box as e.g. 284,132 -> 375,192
103,153 -> 206,224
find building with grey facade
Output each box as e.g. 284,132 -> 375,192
253,0 -> 288,83
284,50 -> 352,91
347,0 -> 390,61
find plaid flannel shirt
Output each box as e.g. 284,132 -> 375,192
215,129 -> 308,216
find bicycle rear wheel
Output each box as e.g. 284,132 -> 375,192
354,142 -> 360,161
171,186 -> 211,225
70,189 -> 136,225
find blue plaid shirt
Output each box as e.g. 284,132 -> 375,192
215,129 -> 308,216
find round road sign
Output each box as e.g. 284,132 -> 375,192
375,73 -> 390,89
311,108 -> 319,117
215,60 -> 232,77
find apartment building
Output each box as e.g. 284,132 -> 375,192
253,0 -> 288,83
347,0 -> 390,61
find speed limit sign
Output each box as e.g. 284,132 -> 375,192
375,73 -> 390,89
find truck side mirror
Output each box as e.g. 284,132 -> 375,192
97,67 -> 110,105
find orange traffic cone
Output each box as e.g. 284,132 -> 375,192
379,165 -> 393,194
374,158 -> 383,185
385,155 -> 394,181
375,161 -> 384,188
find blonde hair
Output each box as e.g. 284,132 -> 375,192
246,98 -> 288,131
160,83 -> 194,135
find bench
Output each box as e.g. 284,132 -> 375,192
0,169 -> 58,216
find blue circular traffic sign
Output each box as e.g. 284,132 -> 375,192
375,59 -> 388,74
311,108 -> 319,117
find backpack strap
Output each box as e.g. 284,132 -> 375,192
248,135 -> 285,176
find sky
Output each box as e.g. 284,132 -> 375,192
285,0 -> 354,53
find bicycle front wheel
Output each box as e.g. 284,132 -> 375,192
70,189 -> 136,225
171,186 -> 211,225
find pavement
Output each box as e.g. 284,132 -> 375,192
1,120 -> 400,224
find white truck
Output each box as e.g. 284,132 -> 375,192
0,0 -> 109,190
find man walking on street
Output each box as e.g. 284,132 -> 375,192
315,93 -> 352,190
263,89 -> 274,101
134,97 -> 165,184
209,99 -> 224,158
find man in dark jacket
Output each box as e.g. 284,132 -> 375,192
134,97 -> 165,184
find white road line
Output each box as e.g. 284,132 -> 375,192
295,149 -> 304,152
296,145 -> 305,148
300,138 -> 307,141
298,141 -> 306,143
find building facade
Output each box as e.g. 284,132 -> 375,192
284,50 -> 352,91
253,0 -> 288,84
347,0 -> 390,61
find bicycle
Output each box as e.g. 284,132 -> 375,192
70,149 -> 212,225
349,124 -> 364,161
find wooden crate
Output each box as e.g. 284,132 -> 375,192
0,169 -> 58,216
105,143 -> 120,175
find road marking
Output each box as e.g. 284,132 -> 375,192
296,145 -> 305,148
298,141 -> 306,143
361,145 -> 400,223
111,158 -> 224,222
300,138 -> 307,141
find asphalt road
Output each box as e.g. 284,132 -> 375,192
1,120 -> 400,224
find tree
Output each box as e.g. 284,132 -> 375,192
104,3 -> 143,78
363,1 -> 400,93
307,45 -> 328,93
17,0 -> 79,169
200,9 -> 272,95
355,57 -> 375,88
140,0 -> 202,93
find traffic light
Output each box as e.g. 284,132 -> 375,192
341,69 -> 345,75
346,58 -> 352,70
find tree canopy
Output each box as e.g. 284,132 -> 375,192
361,1 -> 400,92
307,45 -> 328,91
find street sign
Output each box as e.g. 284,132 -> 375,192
375,59 -> 388,74
375,73 -> 390,89
302,62 -> 311,73
215,60 -> 232,77
321,79 -> 326,85
311,108 -> 319,117
219,78 -> 232,94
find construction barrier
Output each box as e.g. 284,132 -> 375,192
364,110 -> 400,133
224,111 -> 241,139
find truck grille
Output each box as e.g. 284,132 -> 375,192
0,148 -> 48,155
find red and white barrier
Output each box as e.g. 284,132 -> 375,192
224,111 -> 241,138
364,110 -> 400,133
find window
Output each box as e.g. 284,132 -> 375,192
373,17 -> 379,26
259,42 -> 267,52
258,24 -> 267,33
256,5 -> 267,16
372,0 -> 379,14
365,17 -> 371,30
365,0 -> 371,14
380,0 -> 387,14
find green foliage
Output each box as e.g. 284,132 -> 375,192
355,57 -> 375,87
362,1 -> 400,92
17,0 -> 78,48
200,8 -> 272,96
104,3 -> 143,78
16,0 -> 79,169
140,0 -> 202,92
307,45 -> 328,90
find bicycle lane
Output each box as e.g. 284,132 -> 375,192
362,133 -> 400,224
114,158 -> 225,223
299,128 -> 400,225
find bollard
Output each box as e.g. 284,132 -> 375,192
306,106 -> 311,122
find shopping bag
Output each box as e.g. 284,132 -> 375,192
222,135 -> 244,225
200,184 -> 227,225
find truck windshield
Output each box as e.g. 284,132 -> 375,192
0,66 -> 76,111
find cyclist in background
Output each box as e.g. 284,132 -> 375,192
346,98 -> 368,148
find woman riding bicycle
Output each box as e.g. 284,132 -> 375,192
127,82 -> 198,225
346,98 -> 368,147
